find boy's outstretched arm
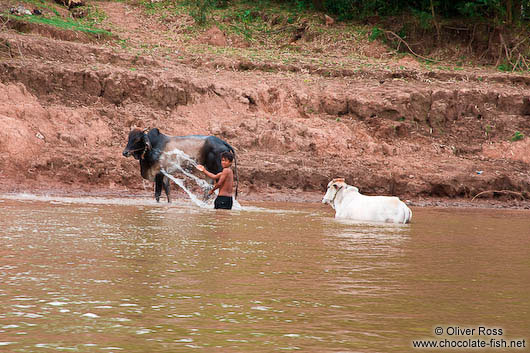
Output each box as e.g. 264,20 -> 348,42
196,165 -> 221,180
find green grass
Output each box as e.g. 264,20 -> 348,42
9,14 -> 111,36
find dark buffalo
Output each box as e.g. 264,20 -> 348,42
123,128 -> 238,202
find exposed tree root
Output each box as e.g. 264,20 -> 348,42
471,190 -> 525,201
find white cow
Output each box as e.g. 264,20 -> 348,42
322,178 -> 412,224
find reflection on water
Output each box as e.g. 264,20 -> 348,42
0,195 -> 529,352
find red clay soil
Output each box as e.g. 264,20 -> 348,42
0,1 -> 529,209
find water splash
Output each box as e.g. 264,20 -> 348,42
160,148 -> 242,210
160,170 -> 212,209
161,149 -> 211,190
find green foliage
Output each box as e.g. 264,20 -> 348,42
236,9 -> 255,23
294,0 -> 312,11
497,61 -> 512,71
183,0 -> 228,25
456,0 -> 505,22
411,9 -> 433,30
358,0 -> 400,17
189,0 -> 214,25
272,0 -> 530,25
323,0 -> 354,20
369,26 -> 383,41
510,131 -> 524,141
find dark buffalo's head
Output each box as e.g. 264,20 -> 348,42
122,128 -> 151,160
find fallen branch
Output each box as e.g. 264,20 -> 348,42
471,190 -> 525,201
443,25 -> 470,31
384,30 -> 440,63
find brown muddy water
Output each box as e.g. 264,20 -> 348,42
0,195 -> 529,353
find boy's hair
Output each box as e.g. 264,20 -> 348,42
220,151 -> 234,162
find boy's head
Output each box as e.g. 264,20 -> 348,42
220,151 -> 234,166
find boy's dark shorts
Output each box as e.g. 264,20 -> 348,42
214,195 -> 233,210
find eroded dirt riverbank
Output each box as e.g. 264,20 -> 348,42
0,1 -> 528,208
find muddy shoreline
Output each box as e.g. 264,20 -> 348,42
2,181 -> 529,210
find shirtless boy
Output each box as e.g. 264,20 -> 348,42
196,151 -> 234,210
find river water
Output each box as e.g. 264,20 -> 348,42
0,195 -> 529,352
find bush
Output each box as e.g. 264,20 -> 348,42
188,0 -> 228,25
273,0 -> 530,24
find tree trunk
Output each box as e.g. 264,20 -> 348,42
506,0 -> 513,24
512,0 -> 522,23
430,0 -> 441,45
